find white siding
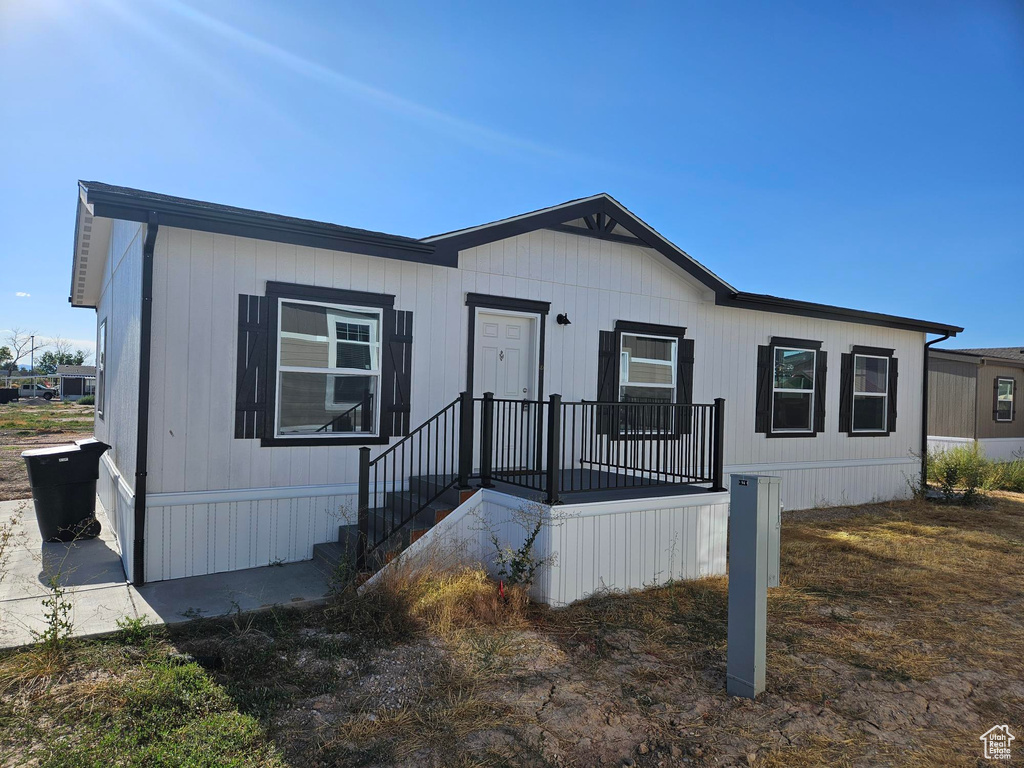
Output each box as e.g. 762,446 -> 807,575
143,491 -> 356,582
139,223 -> 928,581
366,488 -> 730,607
928,436 -> 1024,463
93,219 -> 145,573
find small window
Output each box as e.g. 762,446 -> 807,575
852,354 -> 889,432
276,299 -> 382,437
96,320 -> 106,419
618,333 -> 677,432
996,378 -> 1015,422
772,347 -> 816,432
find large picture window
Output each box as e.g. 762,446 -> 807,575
772,347 -> 816,433
996,378 -> 1015,422
276,299 -> 382,437
852,354 -> 889,433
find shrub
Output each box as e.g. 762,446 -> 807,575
989,459 -> 1024,493
78,394 -> 95,405
928,443 -> 987,503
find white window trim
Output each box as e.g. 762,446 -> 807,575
618,332 -> 677,400
274,298 -> 383,439
996,377 -> 1015,422
852,354 -> 889,433
96,319 -> 106,419
771,346 -> 816,434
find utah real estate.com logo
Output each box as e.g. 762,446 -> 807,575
980,725 -> 1014,761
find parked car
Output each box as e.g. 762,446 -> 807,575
18,383 -> 58,400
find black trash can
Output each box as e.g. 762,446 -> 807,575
22,438 -> 110,542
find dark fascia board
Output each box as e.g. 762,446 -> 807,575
615,320 -> 686,338
719,292 -> 963,336
546,223 -> 651,247
429,195 -> 736,297
465,292 -> 551,315
266,281 -> 395,308
770,336 -> 822,350
851,345 -> 895,358
80,181 -> 452,267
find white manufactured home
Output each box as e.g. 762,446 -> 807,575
70,182 -> 961,599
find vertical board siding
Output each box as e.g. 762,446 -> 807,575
143,494 -> 356,583
372,490 -> 729,607
142,223 -> 929,582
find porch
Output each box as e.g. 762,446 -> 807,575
353,394 -> 726,570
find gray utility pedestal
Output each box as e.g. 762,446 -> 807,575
726,474 -> 781,699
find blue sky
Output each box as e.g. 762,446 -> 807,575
1,0 -> 1021,360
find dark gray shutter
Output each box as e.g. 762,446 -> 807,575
993,378 -> 1001,421
838,353 -> 853,434
814,351 -> 828,433
235,294 -> 269,439
596,330 -> 617,435
678,338 -> 695,434
755,345 -> 772,434
383,309 -> 413,438
887,356 -> 898,433
1014,379 -> 1018,423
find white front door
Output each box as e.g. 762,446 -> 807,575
473,311 -> 538,400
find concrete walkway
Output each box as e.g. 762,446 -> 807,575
0,498 -> 331,649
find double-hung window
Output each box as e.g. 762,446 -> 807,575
756,337 -> 825,437
618,332 -> 677,433
996,378 -> 1015,422
852,354 -> 889,433
772,347 -> 816,433
276,299 -> 382,437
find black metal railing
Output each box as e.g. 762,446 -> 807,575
356,395 -> 464,568
356,390 -> 725,570
476,394 -> 725,503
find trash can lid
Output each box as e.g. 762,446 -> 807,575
21,443 -> 84,459
75,438 -> 111,453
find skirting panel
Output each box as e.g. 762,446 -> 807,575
373,489 -> 730,608
143,493 -> 357,583
99,454 -> 135,582
929,436 -> 1024,463
725,459 -> 918,511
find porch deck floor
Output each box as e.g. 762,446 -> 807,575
473,468 -> 716,504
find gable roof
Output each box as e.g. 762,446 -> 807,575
424,193 -> 737,297
945,347 -> 1024,362
70,182 -> 961,335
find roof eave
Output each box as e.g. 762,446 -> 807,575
719,292 -> 962,336
80,182 -> 450,267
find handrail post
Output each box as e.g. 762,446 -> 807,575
357,446 -> 370,570
457,391 -> 473,489
712,398 -> 726,491
480,392 -> 494,488
546,393 -> 562,504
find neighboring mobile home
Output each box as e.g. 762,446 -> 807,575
927,347 -> 1023,461
69,182 -> 961,596
55,364 -> 96,402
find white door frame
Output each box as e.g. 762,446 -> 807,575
466,304 -> 546,400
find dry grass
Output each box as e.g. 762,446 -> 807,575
3,494 -> 1022,766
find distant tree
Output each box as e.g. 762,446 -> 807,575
36,349 -> 88,376
0,346 -> 14,376
3,328 -> 42,369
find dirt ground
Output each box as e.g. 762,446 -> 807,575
0,400 -> 94,500
2,492 -> 1021,767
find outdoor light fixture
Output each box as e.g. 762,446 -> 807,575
556,313 -> 571,325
